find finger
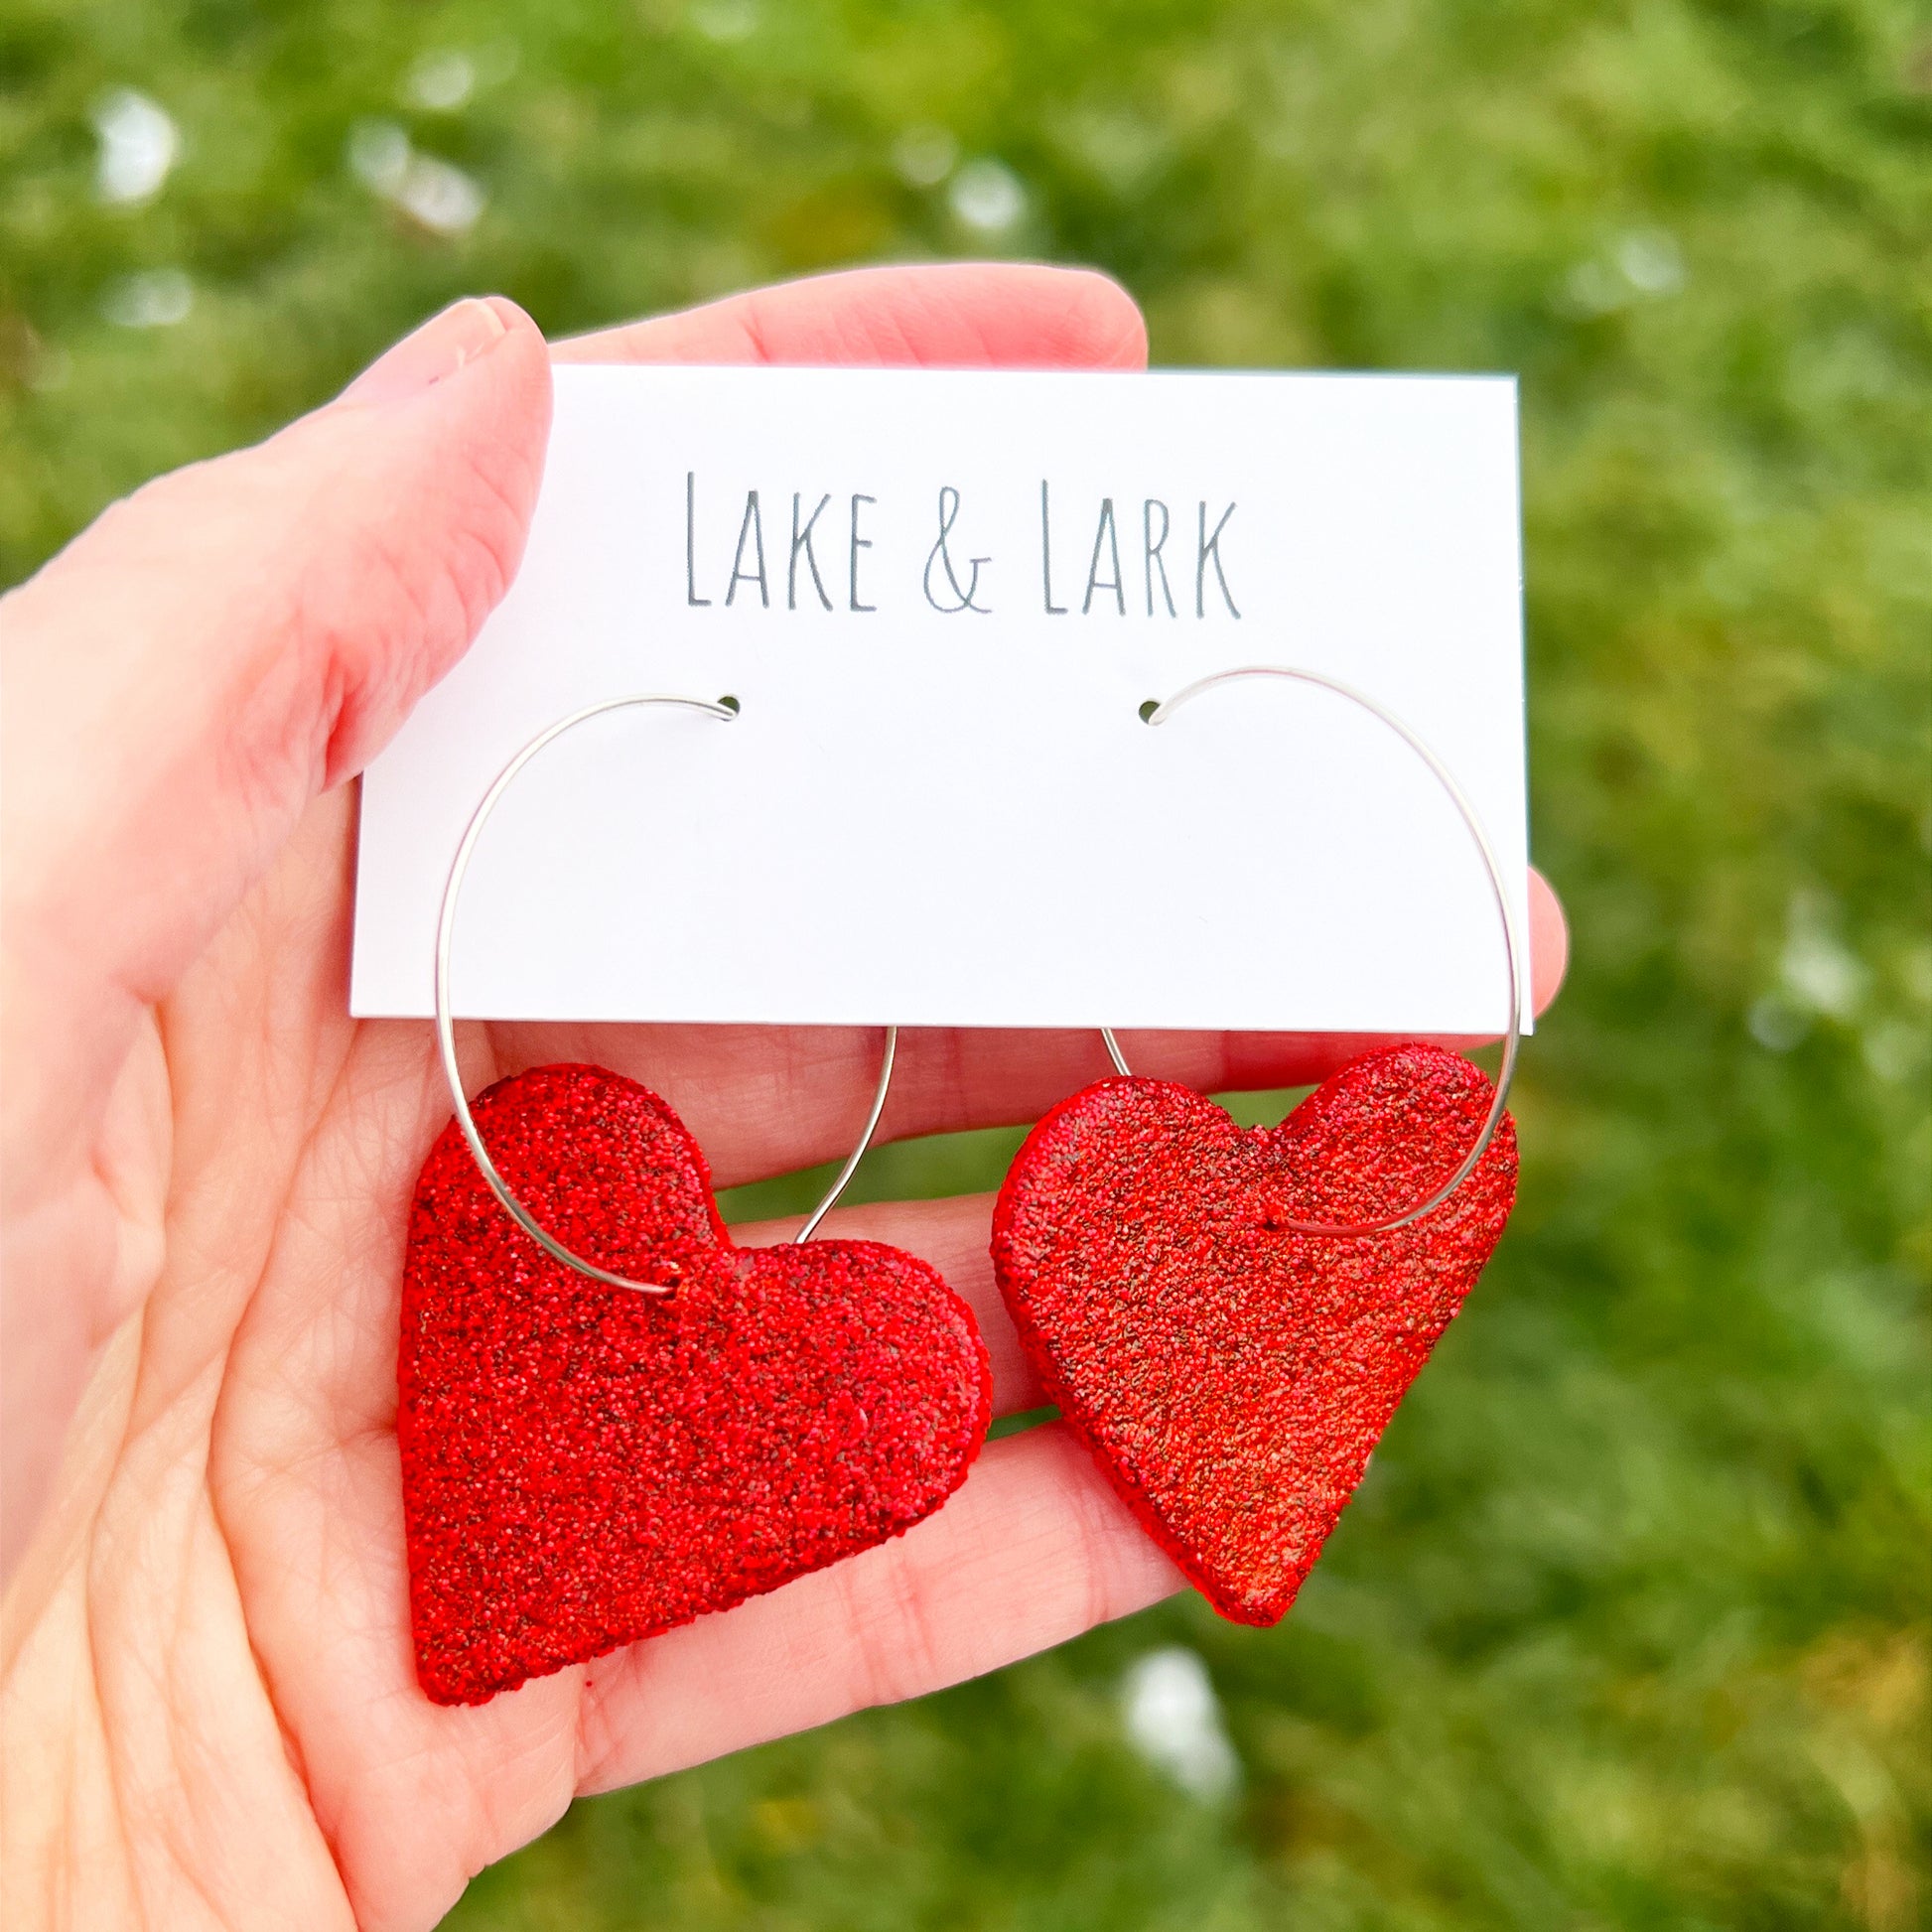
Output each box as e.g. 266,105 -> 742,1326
572,1424 -> 1183,1794
734,1193 -> 1039,1415
486,863 -> 1568,1188
1,299 -> 551,1193
1527,865 -> 1569,1008
553,261 -> 1148,370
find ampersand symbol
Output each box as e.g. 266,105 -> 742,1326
922,486 -> 992,614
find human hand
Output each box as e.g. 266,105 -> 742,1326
0,265 -> 1569,1931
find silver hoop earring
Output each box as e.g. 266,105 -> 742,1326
432,692 -> 897,1291
1098,663 -> 1523,1236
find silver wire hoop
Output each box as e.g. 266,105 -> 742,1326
433,692 -> 897,1294
1099,665 -> 1526,1238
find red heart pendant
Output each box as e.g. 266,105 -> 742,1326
991,1044 -> 1516,1625
399,1064 -> 992,1706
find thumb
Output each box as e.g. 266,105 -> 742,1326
0,296 -> 551,1177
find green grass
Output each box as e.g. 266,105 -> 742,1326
5,0 -> 1929,1925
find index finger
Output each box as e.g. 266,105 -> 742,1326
551,262 -> 1149,370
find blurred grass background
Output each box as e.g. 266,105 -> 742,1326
4,0 -> 1929,1925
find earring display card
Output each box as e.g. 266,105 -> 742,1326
351,364 -> 1531,1035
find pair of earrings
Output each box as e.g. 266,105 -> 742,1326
398,670 -> 1523,1707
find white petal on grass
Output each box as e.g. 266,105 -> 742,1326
93,88 -> 178,206
691,0 -> 759,42
1562,227 -> 1686,316
1120,1647 -> 1240,1802
102,268 -> 193,329
894,125 -> 958,188
405,50 -> 477,112
346,121 -> 484,235
949,158 -> 1026,233
1747,994 -> 1808,1053
1780,891 -> 1866,1019
396,155 -> 485,235
1562,258 -> 1623,316
1617,227 -> 1685,295
348,118 -> 412,195
1783,927 -> 1866,1018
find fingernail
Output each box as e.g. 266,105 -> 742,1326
339,297 -> 518,407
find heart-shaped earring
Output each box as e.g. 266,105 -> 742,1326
400,695 -> 991,1707
991,667 -> 1527,1626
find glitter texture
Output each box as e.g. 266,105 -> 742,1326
991,1045 -> 1517,1625
400,1064 -> 992,1706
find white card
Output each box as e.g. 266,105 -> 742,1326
352,364 -> 1528,1035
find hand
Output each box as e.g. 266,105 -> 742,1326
0,266 -> 1569,1931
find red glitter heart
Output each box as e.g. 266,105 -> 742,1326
399,1064 -> 991,1706
991,1044 -> 1516,1625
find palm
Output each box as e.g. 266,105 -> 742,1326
80,783 -> 1187,1931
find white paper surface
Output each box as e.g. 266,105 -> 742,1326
352,364 -> 1529,1035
